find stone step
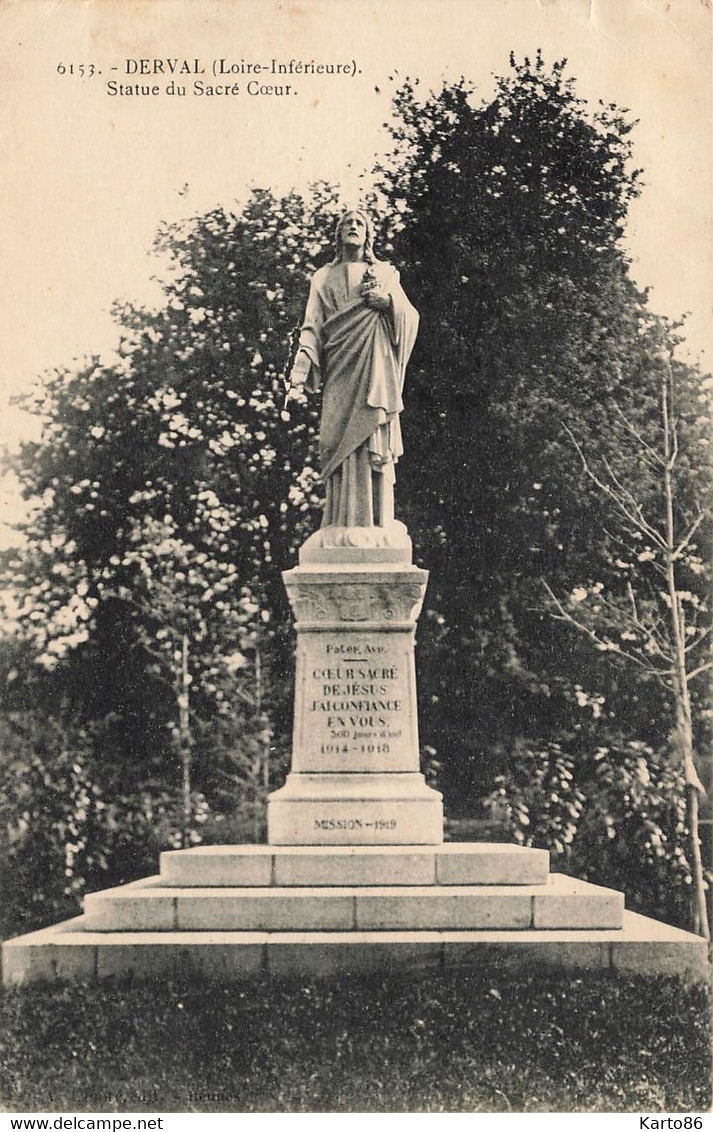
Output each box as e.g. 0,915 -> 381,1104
3,911 -> 708,986
82,874 -> 624,933
159,842 -> 550,888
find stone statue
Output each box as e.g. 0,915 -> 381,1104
287,210 -> 419,546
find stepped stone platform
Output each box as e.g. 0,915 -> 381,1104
3,844 -> 708,985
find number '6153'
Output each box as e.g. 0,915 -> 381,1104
56,63 -> 97,77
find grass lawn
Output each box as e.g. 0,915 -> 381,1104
0,968 -> 710,1113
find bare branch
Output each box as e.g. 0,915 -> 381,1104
611,525 -> 669,579
561,424 -> 665,548
626,580 -> 638,622
540,580 -> 670,684
623,580 -> 671,656
668,418 -> 679,470
685,624 -> 713,654
626,582 -> 670,648
588,587 -> 670,660
135,663 -> 174,694
128,637 -> 173,669
600,526 -> 665,577
662,354 -> 679,472
640,573 -> 672,622
673,511 -> 705,561
612,402 -> 665,467
232,686 -> 257,709
599,452 -> 667,549
688,659 -> 713,681
601,525 -> 633,554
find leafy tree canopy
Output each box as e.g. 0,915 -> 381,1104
1,58 -> 710,917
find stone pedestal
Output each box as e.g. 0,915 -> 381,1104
267,542 -> 443,845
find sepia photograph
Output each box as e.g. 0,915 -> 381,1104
0,0 -> 711,1119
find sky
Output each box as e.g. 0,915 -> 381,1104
0,0 -> 711,535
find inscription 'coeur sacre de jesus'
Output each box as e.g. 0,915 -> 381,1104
312,640 -> 400,738
311,661 -> 401,736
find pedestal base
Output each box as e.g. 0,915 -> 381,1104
4,844 -> 709,985
299,521 -> 412,564
267,772 -> 444,845
275,542 -> 437,846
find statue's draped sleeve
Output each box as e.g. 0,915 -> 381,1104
295,275 -> 325,392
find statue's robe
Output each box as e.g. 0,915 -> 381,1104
297,259 -> 419,527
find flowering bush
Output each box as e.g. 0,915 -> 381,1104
486,740 -> 586,856
569,742 -> 703,925
485,737 -> 706,926
0,713 -> 213,937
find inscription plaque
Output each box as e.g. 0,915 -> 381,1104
293,631 -> 418,774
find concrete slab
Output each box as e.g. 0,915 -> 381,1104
175,888 -> 356,932
161,846 -> 274,888
170,936 -> 267,979
2,919 -> 98,986
3,910 -> 708,984
84,884 -> 176,931
442,931 -> 611,972
355,885 -> 533,930
436,843 -> 549,886
533,875 -> 624,929
80,871 -> 628,933
266,930 -> 443,977
272,846 -> 437,887
610,911 -> 710,978
157,843 -> 552,888
95,932 -> 267,980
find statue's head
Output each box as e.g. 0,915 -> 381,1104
333,209 -> 375,263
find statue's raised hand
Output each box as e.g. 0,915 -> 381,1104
362,284 -> 392,312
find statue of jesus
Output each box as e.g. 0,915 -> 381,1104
287,210 -> 419,535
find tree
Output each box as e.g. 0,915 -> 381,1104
2,185 -> 341,815
542,348 -> 712,936
103,516 -> 269,847
371,52 -> 708,815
